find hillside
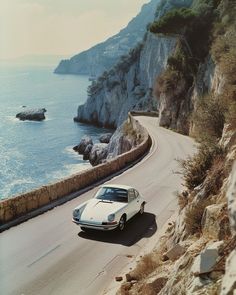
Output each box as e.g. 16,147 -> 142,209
115,0 -> 236,294
54,0 -> 159,76
73,0 -> 236,294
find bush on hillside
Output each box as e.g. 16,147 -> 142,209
203,154 -> 227,197
155,68 -> 183,95
180,141 -> 225,190
184,198 -> 213,235
150,8 -> 196,35
192,94 -> 226,140
151,0 -> 217,61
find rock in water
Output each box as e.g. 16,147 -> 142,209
83,144 -> 93,160
89,143 -> 108,166
99,133 -> 113,144
16,108 -> 47,121
73,136 -> 93,155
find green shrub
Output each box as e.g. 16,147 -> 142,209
150,8 -> 196,35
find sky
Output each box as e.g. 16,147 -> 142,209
0,0 -> 150,60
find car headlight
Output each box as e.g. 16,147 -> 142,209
73,205 -> 86,219
108,213 -> 115,222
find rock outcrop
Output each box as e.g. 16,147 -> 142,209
73,115 -> 145,166
54,0 -> 159,77
107,116 -> 146,159
99,133 -> 113,144
191,241 -> 224,276
73,136 -> 93,154
158,75 -> 191,134
89,143 -> 108,166
16,108 -> 47,121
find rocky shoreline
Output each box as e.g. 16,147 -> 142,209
0,114 -> 151,228
73,134 -> 112,166
73,114 -> 146,166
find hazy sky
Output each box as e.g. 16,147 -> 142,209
0,0 -> 150,60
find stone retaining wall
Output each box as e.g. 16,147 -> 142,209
0,115 -> 152,225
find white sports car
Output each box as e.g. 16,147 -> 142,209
72,184 -> 146,231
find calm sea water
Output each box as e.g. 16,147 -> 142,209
0,64 -> 111,199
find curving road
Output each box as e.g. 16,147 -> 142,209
0,116 -> 195,295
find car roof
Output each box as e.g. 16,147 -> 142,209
100,184 -> 134,191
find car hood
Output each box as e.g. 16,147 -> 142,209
80,198 -> 127,222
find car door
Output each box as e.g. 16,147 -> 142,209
128,189 -> 139,218
134,189 -> 141,213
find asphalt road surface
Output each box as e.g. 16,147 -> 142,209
0,116 -> 195,295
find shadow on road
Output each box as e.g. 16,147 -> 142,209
77,212 -> 157,247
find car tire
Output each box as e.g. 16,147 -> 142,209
139,203 -> 145,215
118,215 -> 126,231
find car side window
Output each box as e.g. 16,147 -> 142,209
129,189 -> 136,202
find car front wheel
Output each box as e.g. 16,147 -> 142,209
118,215 -> 126,231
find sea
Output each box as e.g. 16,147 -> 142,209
0,64 -> 111,199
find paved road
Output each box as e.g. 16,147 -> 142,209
0,117 -> 195,295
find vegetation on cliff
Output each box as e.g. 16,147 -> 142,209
150,0 -> 232,135
87,42 -> 144,98
118,0 -> 236,294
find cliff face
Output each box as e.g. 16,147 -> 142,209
114,1 -> 236,293
75,0 -> 193,128
75,33 -> 175,128
54,0 -> 159,76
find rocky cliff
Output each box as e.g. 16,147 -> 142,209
74,34 -> 174,128
114,0 -> 236,294
75,0 -> 193,128
54,0 -> 159,76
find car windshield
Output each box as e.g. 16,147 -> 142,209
95,187 -> 128,203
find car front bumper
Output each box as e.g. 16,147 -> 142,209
72,218 -> 118,230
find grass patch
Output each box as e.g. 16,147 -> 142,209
203,153 -> 227,197
192,94 -> 226,140
130,253 -> 159,281
178,191 -> 189,210
179,141 -> 225,190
